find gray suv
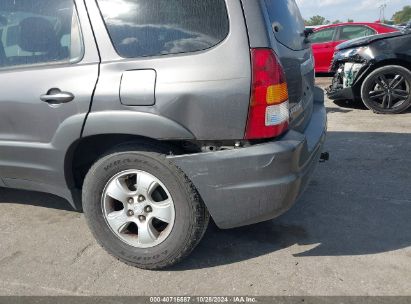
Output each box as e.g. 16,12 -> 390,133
0,0 -> 326,269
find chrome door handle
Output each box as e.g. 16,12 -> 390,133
40,89 -> 74,104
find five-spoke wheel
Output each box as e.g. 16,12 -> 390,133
103,170 -> 175,248
82,147 -> 209,270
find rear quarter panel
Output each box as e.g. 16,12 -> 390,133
84,0 -> 252,141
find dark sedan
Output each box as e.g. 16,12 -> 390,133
327,26 -> 411,114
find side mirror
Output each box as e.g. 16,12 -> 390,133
304,28 -> 314,38
304,29 -> 314,44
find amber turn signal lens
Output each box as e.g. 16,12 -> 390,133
266,83 -> 289,105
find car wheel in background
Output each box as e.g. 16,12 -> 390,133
361,65 -> 411,114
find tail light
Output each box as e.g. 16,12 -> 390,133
245,48 -> 290,140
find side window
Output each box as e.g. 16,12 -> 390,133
310,28 -> 335,44
0,0 -> 83,69
339,26 -> 376,40
96,0 -> 230,58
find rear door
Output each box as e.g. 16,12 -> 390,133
263,0 -> 316,130
0,0 -> 99,193
336,25 -> 376,44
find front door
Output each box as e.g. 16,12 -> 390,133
0,0 -> 99,200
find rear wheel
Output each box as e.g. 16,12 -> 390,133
82,148 -> 209,269
361,65 -> 411,114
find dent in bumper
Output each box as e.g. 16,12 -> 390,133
169,100 -> 327,229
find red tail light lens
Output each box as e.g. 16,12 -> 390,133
245,48 -> 290,140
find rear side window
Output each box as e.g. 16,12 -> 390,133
310,28 -> 335,43
0,0 -> 83,69
264,0 -> 306,50
339,26 -> 376,40
97,0 -> 229,58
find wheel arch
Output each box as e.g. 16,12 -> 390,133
354,58 -> 411,97
64,133 -> 196,210
81,111 -> 195,140
64,111 -> 196,206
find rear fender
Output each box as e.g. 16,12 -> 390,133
82,111 -> 195,140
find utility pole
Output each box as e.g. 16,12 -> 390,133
379,3 -> 387,22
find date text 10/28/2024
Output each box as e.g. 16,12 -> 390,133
149,297 -> 257,303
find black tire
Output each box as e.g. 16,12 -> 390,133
361,65 -> 411,114
82,145 -> 209,270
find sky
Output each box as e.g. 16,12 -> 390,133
295,0 -> 409,23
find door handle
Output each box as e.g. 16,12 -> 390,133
40,88 -> 74,104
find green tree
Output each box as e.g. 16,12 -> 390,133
305,15 -> 327,26
381,19 -> 391,24
332,20 -> 342,24
392,5 -> 411,24
347,18 -> 354,23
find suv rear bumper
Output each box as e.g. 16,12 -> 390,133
170,89 -> 327,229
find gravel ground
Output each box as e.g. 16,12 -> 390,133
0,77 -> 410,296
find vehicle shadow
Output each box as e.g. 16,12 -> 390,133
333,99 -> 411,113
326,107 -> 353,114
333,99 -> 368,110
172,131 -> 411,270
0,132 -> 410,271
0,187 -> 75,211
315,72 -> 334,78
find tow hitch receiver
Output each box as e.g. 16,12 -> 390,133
320,152 -> 330,163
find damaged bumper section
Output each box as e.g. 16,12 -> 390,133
169,90 -> 327,229
327,61 -> 366,100
327,45 -> 375,100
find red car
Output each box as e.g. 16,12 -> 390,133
311,22 -> 398,73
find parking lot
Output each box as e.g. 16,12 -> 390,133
0,77 -> 410,296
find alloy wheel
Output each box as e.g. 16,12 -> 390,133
367,72 -> 410,110
102,170 -> 175,248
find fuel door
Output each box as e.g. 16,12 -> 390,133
120,70 -> 156,106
